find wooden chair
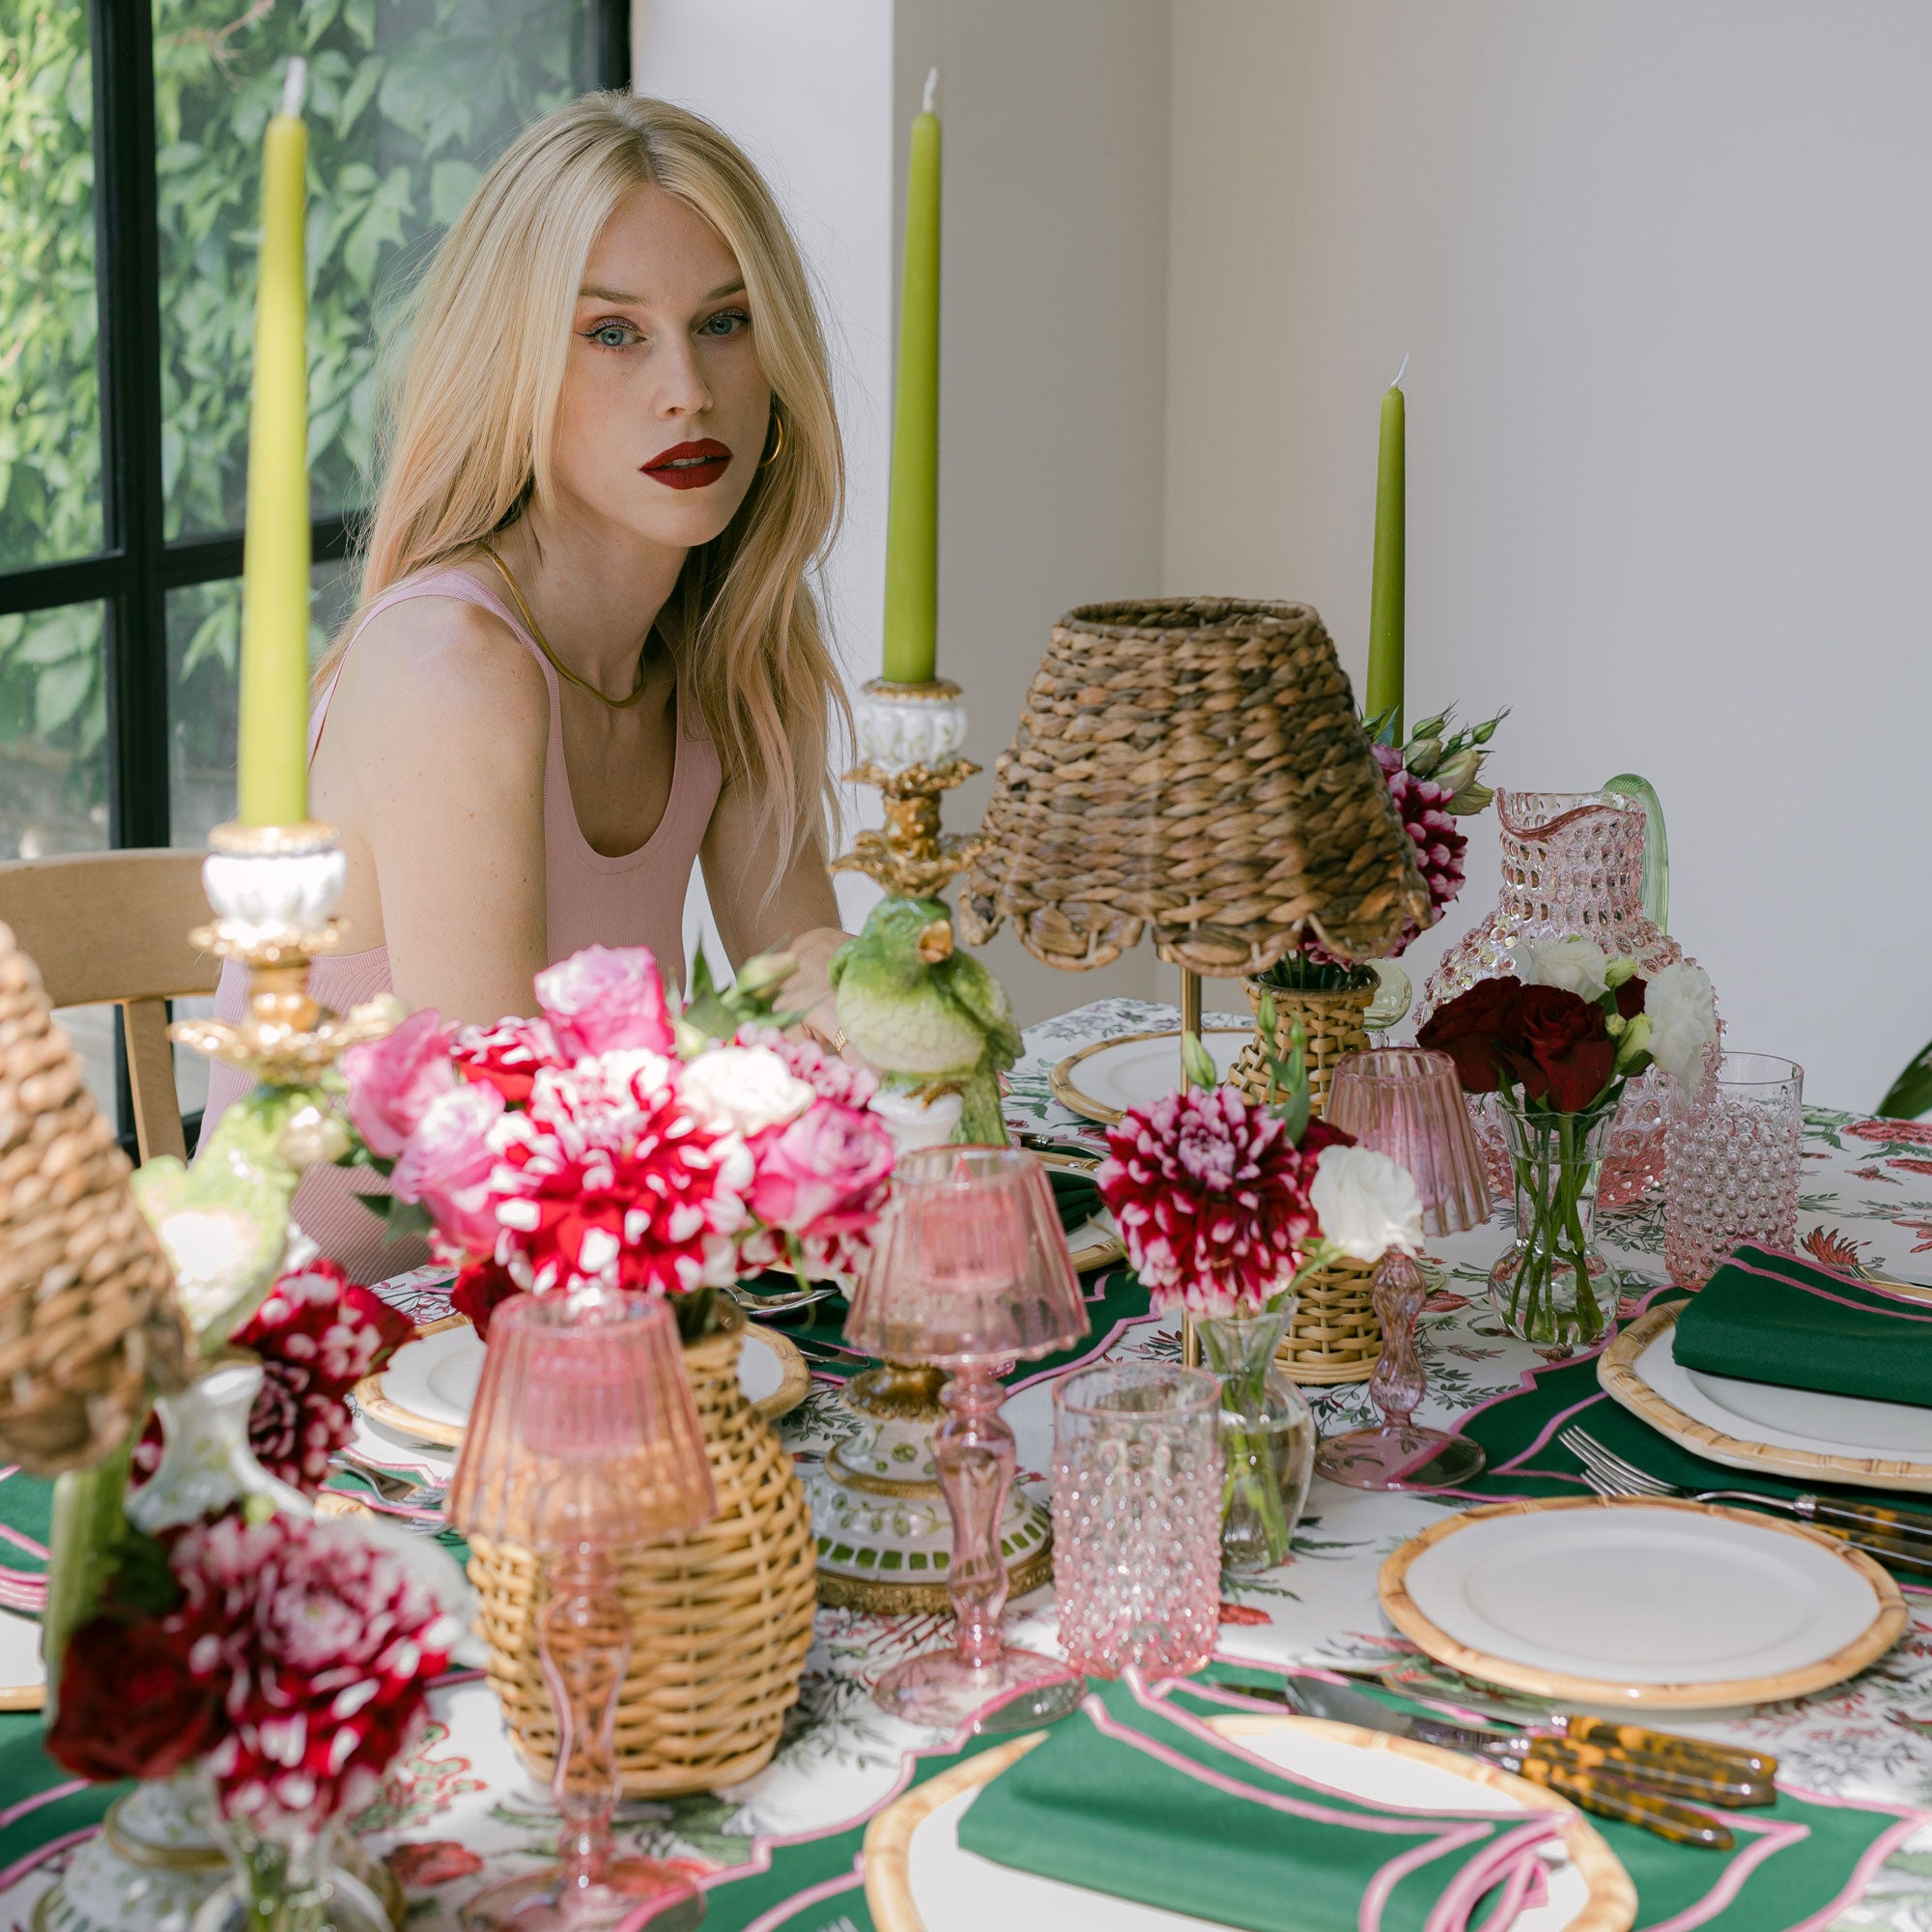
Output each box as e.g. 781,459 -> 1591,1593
0,850 -> 218,1164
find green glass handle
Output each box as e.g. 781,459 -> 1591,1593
1602,773 -> 1668,932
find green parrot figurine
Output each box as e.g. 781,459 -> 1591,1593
829,895 -> 1019,1145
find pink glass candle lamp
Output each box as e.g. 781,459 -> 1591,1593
446,1294 -> 714,1932
1317,1048 -> 1491,1490
845,1146 -> 1090,1730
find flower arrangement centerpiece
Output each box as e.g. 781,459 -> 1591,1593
1237,705 -> 1505,1115
1096,1014 -> 1424,1569
1419,938 -> 1718,1345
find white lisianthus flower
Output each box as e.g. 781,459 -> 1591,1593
1514,935 -> 1611,1001
1310,1145 -> 1424,1263
679,1045 -> 815,1136
1644,961 -> 1719,1093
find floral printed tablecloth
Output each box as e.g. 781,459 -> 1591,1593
10,996 -> 1932,1932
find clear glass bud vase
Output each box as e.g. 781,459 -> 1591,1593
1488,1092 -> 1622,1347
191,1822 -> 397,1932
1194,1306 -> 1315,1573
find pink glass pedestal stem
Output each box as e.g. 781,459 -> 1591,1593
542,1548 -> 627,1894
1315,1254 -> 1487,1492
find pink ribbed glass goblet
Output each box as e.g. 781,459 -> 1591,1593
446,1294 -> 713,1932
845,1146 -> 1090,1731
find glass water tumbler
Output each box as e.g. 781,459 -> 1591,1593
1664,1053 -> 1804,1289
1051,1361 -> 1224,1679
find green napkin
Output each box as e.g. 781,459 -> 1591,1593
1674,1245 -> 1932,1406
1047,1165 -> 1102,1234
955,1676 -> 1559,1932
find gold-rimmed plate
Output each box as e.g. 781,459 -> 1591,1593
1600,1303 -> 1932,1494
1380,1494 -> 1905,1710
355,1313 -> 810,1449
864,1713 -> 1634,1932
1049,1027 -> 1251,1126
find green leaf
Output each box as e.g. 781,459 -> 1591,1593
429,158 -> 482,228
34,655 -> 93,736
1880,1041 -> 1932,1122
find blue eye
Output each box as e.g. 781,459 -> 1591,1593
584,320 -> 639,349
698,308 -> 751,338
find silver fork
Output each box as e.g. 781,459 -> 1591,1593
1558,1425 -> 1932,1570
729,1282 -> 840,1315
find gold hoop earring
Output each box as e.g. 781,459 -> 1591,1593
757,412 -> 785,469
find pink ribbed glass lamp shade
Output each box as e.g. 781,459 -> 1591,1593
1326,1047 -> 1492,1236
845,1147 -> 1089,1731
445,1294 -> 712,1932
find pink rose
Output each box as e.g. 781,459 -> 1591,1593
535,946 -> 675,1060
341,1009 -> 456,1158
748,1100 -> 895,1237
391,1082 -> 505,1253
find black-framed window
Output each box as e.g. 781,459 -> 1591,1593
0,0 -> 628,1132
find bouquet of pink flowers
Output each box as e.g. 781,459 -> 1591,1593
339,945 -> 896,1337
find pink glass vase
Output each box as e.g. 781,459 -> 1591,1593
1421,789 -> 1712,1206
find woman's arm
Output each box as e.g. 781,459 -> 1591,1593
327,601 -> 552,1025
699,774 -> 847,1039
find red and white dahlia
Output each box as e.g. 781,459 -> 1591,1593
174,1511 -> 465,1831
1096,1086 -> 1352,1317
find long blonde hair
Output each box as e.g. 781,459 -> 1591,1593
322,91 -> 846,873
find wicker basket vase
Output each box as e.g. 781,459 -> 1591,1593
1229,979 -> 1374,1121
469,1311 -> 817,1797
1276,1256 -> 1381,1386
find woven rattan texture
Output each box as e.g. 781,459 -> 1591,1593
1277,1257 -> 1381,1385
960,600 -> 1430,977
1229,980 -> 1375,1121
470,1321 -> 817,1797
0,925 -> 186,1473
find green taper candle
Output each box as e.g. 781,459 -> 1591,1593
1366,359 -> 1406,738
882,70 -> 941,685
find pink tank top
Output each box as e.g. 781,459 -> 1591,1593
197,566 -> 724,1283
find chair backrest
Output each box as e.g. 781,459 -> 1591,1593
0,850 -> 218,1165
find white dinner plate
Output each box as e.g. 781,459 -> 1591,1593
1050,1028 -> 1250,1125
0,1606 -> 44,1710
1381,1495 -> 1905,1709
360,1316 -> 807,1448
1600,1304 -> 1932,1493
864,1713 -> 1633,1932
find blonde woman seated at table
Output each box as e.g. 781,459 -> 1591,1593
200,93 -> 851,1283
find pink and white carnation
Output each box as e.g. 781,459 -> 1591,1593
449,1015 -> 561,1105
535,945 -> 675,1060
174,1511 -> 466,1831
391,1082 -> 506,1256
339,1009 -> 455,1158
489,1053 -> 753,1296
1096,1087 -> 1354,1317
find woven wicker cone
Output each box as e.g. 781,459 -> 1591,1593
469,1319 -> 817,1797
1229,980 -> 1373,1122
0,923 -> 187,1474
960,600 -> 1431,977
1277,1256 -> 1381,1385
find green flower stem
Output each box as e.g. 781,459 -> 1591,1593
42,1436 -> 134,1700
1218,1358 -> 1293,1569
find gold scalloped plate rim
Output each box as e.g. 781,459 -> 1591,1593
1379,1493 -> 1907,1711
862,1714 -> 1634,1932
1049,1026 -> 1253,1125
1599,1303 -> 1932,1494
353,1313 -> 810,1451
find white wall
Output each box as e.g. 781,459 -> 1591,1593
1165,0 -> 1932,1109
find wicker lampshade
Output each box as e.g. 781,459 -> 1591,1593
959,598 -> 1431,978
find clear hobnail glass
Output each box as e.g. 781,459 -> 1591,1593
1051,1361 -> 1224,1679
1664,1053 -> 1804,1289
1487,1091 -> 1621,1347
1194,1306 -> 1317,1573
1421,789 -> 1711,1206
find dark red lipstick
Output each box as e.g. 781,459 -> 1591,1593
642,439 -> 732,489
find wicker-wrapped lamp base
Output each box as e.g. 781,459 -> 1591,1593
469,1314 -> 816,1797
1277,1257 -> 1381,1386
1230,979 -> 1374,1122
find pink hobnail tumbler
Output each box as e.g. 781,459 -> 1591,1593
1326,1047 -> 1491,1236
1052,1361 -> 1223,1679
1664,1053 -> 1804,1288
845,1146 -> 1090,1732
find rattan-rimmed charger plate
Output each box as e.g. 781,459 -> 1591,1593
1029,1148 -> 1125,1272
1049,1027 -> 1251,1125
354,1313 -> 810,1449
1601,1303 -> 1932,1494
1380,1494 -> 1906,1711
864,1714 -> 1634,1932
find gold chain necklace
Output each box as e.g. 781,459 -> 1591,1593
481,542 -> 651,710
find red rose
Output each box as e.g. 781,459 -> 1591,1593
1417,979 -> 1522,1093
1614,976 -> 1646,1020
1509,985 -> 1614,1113
450,1261 -> 521,1341
44,1615 -> 225,1782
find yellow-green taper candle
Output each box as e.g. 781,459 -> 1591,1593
881,69 -> 941,686
237,59 -> 312,827
1365,357 -> 1406,739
